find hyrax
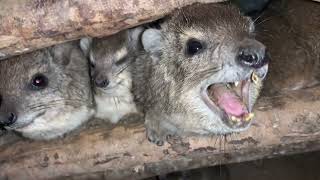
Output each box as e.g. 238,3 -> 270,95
80,27 -> 144,123
0,41 -> 95,140
256,0 -> 320,94
132,3 -> 269,145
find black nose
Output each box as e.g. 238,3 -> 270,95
0,112 -> 17,126
94,74 -> 110,88
237,45 -> 269,69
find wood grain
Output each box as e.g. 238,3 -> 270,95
1,87 -> 320,179
0,0 -> 225,60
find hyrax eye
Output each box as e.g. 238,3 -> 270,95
31,73 -> 48,90
186,39 -> 203,56
115,56 -> 128,66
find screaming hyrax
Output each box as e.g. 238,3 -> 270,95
132,3 -> 269,145
0,41 -> 94,140
80,27 -> 144,123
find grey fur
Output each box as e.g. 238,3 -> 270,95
80,27 -> 144,123
131,3 -> 268,145
0,41 -> 95,140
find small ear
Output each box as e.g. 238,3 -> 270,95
80,37 -> 93,57
127,26 -> 144,51
50,42 -> 74,66
142,29 -> 163,54
50,41 -> 87,69
128,26 -> 144,43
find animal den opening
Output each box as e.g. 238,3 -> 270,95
1,0 -> 320,179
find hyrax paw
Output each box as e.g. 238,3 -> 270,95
166,134 -> 182,144
147,129 -> 164,146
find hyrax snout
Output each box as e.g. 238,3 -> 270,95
0,96 -> 17,127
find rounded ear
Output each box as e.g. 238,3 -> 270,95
50,42 -> 75,66
80,37 -> 93,57
128,26 -> 144,43
142,29 -> 163,54
50,41 -> 87,69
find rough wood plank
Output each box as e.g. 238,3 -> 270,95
0,0 -> 225,60
1,87 -> 320,180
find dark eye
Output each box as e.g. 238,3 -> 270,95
186,39 -> 203,56
31,73 -> 48,90
115,56 -> 129,67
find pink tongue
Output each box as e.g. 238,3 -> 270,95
209,85 -> 248,117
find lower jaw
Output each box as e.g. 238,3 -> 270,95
194,114 -> 252,135
222,115 -> 253,130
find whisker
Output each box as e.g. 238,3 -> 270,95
113,97 -> 119,110
255,15 -> 274,26
27,99 -> 88,110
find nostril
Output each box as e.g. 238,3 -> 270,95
7,113 -> 17,125
0,95 -> 2,106
237,47 -> 270,69
95,79 -> 110,88
239,51 -> 258,64
238,49 -> 259,66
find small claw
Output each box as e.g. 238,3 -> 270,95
156,140 -> 164,146
147,129 -> 164,146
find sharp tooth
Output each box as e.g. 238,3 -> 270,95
231,116 -> 241,122
251,72 -> 260,85
234,81 -> 239,87
226,83 -> 231,89
244,113 -> 254,122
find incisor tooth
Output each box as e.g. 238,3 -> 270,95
251,72 -> 260,85
231,116 -> 239,122
245,113 -> 254,121
231,116 -> 241,122
234,81 -> 239,87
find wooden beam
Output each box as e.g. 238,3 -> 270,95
1,87 -> 320,179
0,0 -> 225,60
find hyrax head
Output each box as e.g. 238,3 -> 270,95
142,3 -> 269,136
80,28 -> 143,95
0,41 -> 94,140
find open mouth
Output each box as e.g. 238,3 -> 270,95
202,71 -> 264,129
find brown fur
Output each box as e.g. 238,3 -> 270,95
257,0 -> 320,94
